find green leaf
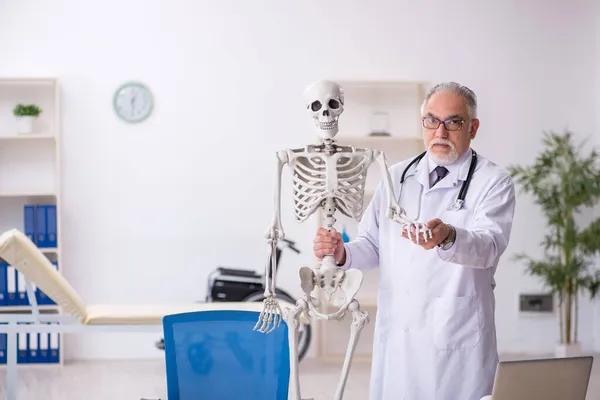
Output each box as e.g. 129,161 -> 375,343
12,104 -> 42,117
577,217 -> 600,256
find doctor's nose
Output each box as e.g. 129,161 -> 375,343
435,125 -> 449,138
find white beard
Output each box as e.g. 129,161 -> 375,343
428,139 -> 459,166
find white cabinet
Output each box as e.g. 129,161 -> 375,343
0,77 -> 64,367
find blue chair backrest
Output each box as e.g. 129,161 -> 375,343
162,310 -> 290,400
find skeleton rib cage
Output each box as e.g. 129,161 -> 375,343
288,145 -> 372,224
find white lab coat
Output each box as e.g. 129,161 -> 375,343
341,147 -> 516,400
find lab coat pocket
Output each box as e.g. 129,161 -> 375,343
432,294 -> 481,351
441,208 -> 471,228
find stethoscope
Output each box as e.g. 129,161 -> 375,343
399,149 -> 478,211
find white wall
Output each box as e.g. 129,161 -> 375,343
0,0 -> 598,360
594,0 -> 600,352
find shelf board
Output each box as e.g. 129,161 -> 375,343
0,305 -> 59,312
0,363 -> 62,369
0,78 -> 57,86
0,133 -> 56,141
0,192 -> 57,198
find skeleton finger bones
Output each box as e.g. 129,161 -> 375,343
401,223 -> 433,243
254,237 -> 283,334
386,204 -> 433,243
254,295 -> 283,334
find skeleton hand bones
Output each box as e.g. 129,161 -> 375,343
386,202 -> 433,243
401,218 -> 451,250
374,150 -> 433,243
253,224 -> 284,334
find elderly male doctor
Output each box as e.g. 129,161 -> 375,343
313,82 -> 516,400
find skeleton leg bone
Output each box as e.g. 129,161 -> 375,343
283,297 -> 311,400
333,299 -> 370,400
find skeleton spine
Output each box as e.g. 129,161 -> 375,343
321,137 -> 339,269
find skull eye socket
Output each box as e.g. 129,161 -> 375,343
311,101 -> 322,112
328,99 -> 340,109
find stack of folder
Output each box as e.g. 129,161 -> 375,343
0,261 -> 58,307
23,204 -> 57,248
0,204 -> 61,364
0,204 -> 58,307
0,322 -> 61,365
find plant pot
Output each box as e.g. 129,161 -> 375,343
555,342 -> 581,358
16,116 -> 35,134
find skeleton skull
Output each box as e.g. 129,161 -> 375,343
303,80 -> 344,139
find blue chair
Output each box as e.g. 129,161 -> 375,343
162,310 -> 290,400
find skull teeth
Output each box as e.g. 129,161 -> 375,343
319,122 -> 336,130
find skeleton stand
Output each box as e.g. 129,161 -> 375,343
253,81 -> 432,400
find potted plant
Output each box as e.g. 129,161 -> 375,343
13,103 -> 42,134
508,130 -> 600,358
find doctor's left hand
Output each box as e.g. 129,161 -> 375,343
401,218 -> 450,250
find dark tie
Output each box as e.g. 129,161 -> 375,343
432,166 -> 448,187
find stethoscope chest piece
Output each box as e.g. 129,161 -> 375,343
452,199 -> 464,211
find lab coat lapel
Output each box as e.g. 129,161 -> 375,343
428,148 -> 474,190
413,157 -> 430,190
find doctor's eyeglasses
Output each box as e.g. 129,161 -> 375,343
422,117 -> 466,131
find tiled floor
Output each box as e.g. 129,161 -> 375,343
0,353 -> 597,399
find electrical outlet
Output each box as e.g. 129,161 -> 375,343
519,293 -> 553,312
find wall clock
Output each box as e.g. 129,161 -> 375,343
113,81 -> 154,123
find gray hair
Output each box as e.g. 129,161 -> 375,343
420,82 -> 478,119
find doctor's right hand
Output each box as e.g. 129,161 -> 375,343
313,227 -> 346,265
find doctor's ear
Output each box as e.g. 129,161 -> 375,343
469,118 -> 480,139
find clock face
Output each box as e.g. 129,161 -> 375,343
113,82 -> 154,123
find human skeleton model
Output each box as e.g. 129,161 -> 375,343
254,80 -> 433,400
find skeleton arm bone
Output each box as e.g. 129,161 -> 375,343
263,149 -> 290,297
373,149 -> 432,242
255,150 -> 290,334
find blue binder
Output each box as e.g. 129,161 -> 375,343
24,205 -> 35,242
0,263 -> 6,306
35,205 -> 47,247
36,261 -> 57,306
0,323 -> 6,365
28,328 -> 39,363
49,325 -> 59,363
5,265 -> 16,306
17,328 -> 28,364
46,205 -> 57,247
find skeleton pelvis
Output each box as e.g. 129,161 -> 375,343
299,265 -> 363,311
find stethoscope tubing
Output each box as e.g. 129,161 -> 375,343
399,149 -> 478,211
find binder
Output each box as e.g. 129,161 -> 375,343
46,205 -> 57,247
6,265 -> 16,306
0,323 -> 6,364
37,261 -> 57,305
24,205 -> 35,242
16,271 -> 27,306
28,328 -> 39,363
0,262 -> 6,306
39,326 -> 49,364
17,331 -> 28,364
49,324 -> 59,363
36,205 -> 47,247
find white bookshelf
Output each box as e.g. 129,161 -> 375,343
0,77 -> 63,367
315,80 -> 428,362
